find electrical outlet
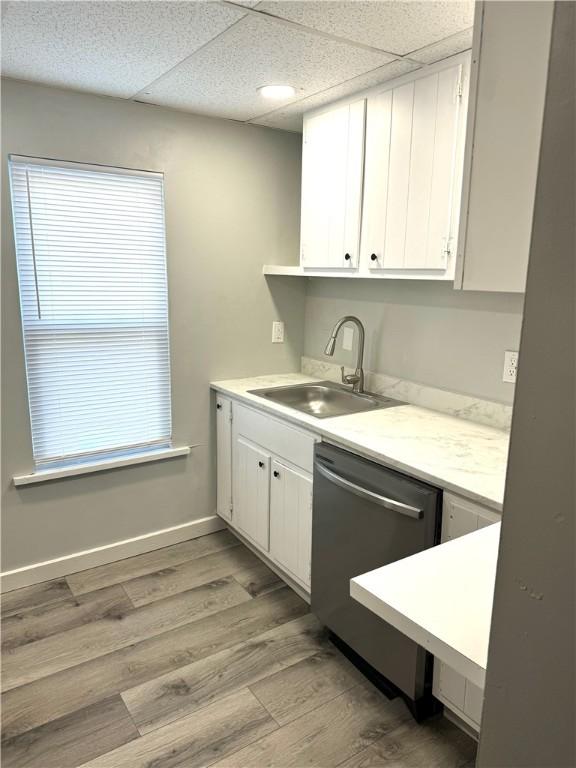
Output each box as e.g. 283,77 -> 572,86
503,350 -> 518,383
342,326 -> 354,351
271,321 -> 284,343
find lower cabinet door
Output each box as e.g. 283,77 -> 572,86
270,460 -> 313,588
235,437 -> 270,551
435,661 -> 467,712
464,679 -> 484,725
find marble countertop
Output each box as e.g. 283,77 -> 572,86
211,373 -> 510,510
351,523 -> 500,687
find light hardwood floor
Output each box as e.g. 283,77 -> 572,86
1,530 -> 477,768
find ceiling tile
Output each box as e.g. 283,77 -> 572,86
409,27 -> 473,64
140,14 -> 394,120
256,1 -> 474,56
251,58 -> 420,132
0,1 -> 246,98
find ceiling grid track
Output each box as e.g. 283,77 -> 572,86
131,12 -> 249,100
220,0 -> 424,62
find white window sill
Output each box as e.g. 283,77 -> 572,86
13,446 -> 191,487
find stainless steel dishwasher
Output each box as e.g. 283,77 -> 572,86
311,442 -> 442,720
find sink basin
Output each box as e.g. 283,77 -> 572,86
247,381 -> 404,419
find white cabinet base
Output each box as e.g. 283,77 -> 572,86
226,401 -> 319,596
433,491 -> 497,733
433,660 -> 484,734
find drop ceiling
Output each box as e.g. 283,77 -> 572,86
1,0 -> 474,132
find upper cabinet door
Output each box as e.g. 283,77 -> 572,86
362,62 -> 466,272
300,100 -> 365,270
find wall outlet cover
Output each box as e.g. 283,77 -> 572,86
503,350 -> 518,383
272,321 -> 285,343
342,326 -> 354,351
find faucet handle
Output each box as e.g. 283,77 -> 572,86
341,367 -> 360,387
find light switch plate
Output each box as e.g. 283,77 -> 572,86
342,326 -> 354,351
503,350 -> 518,383
272,321 -> 284,343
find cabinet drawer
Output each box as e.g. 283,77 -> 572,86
233,403 -> 318,473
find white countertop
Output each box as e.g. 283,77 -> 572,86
351,523 -> 500,687
211,373 -> 509,510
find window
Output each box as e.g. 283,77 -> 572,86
9,156 -> 172,469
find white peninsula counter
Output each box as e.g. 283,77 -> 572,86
351,522 -> 500,688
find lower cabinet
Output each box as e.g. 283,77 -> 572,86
433,492 -> 500,731
219,400 -> 318,593
215,395 -> 502,712
270,460 -> 313,588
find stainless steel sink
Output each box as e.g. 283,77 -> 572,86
247,381 -> 404,419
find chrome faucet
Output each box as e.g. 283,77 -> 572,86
324,315 -> 365,393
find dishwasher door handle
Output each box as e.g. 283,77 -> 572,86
314,461 -> 424,520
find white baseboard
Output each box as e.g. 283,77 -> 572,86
1,515 -> 226,593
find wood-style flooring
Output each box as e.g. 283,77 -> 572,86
1,530 -> 477,767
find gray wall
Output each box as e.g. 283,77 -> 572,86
2,76 -> 526,574
304,279 -> 523,404
1,79 -> 305,572
478,3 -> 575,764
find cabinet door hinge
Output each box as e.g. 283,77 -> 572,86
229,409 -> 233,424
456,78 -> 464,100
442,236 -> 453,261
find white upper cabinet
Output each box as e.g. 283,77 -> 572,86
300,100 -> 365,270
297,54 -> 469,280
455,1 -> 553,293
362,61 -> 467,275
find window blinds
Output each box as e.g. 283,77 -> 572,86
9,156 -> 172,467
